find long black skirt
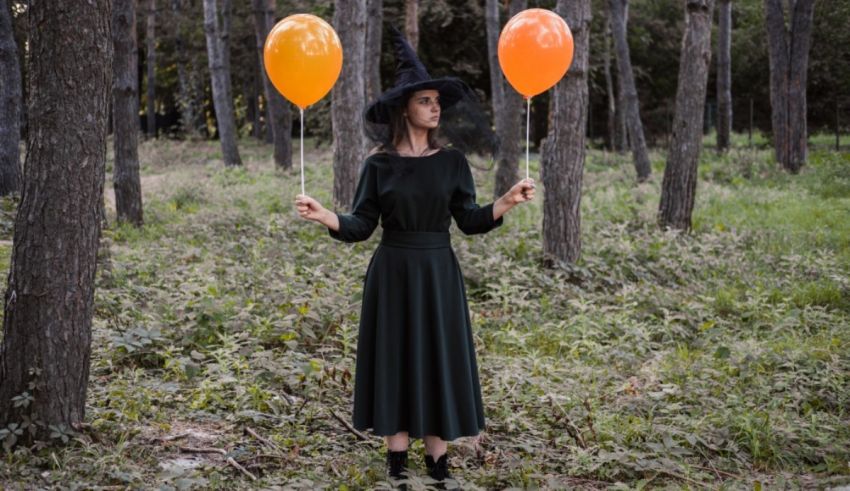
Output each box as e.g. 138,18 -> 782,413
351,230 -> 486,441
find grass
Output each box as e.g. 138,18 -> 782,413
0,135 -> 848,489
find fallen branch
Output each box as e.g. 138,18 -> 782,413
227,457 -> 258,481
327,408 -> 374,443
549,396 -> 586,449
245,426 -> 282,452
582,398 -> 599,444
179,446 -> 226,455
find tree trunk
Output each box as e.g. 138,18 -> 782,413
145,0 -> 156,139
113,0 -> 144,226
603,7 -> 617,151
488,0 -> 525,199
172,0 -> 200,139
0,0 -> 22,196
247,67 -> 261,140
0,0 -> 111,444
203,0 -> 242,167
764,0 -> 814,174
541,0 -> 590,266
252,0 -> 292,170
365,0 -> 383,103
658,0 -> 715,230
331,0 -> 367,210
608,0 -> 651,181
404,0 -> 418,53
716,0 -> 732,151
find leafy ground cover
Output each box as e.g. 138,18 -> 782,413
0,137 -> 848,489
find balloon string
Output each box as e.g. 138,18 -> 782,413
300,107 -> 305,196
526,97 -> 531,181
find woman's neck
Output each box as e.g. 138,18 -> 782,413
397,127 -> 431,156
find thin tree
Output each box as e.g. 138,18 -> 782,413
716,0 -> 732,151
486,0 -> 526,199
252,0 -> 292,170
405,0 -> 419,53
203,0 -> 242,167
602,4 -> 618,151
658,0 -> 716,230
113,0 -> 144,226
331,0 -> 367,210
171,0 -> 201,139
541,0 -> 591,265
764,0 -> 815,173
365,0 -> 383,103
0,0 -> 22,196
145,0 -> 156,138
608,0 -> 651,181
0,0 -> 112,443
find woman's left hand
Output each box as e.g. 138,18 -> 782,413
505,178 -> 536,205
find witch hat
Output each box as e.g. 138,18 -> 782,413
364,26 -> 473,124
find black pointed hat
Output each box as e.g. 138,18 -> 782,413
364,26 -> 473,124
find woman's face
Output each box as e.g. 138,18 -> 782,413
404,89 -> 440,130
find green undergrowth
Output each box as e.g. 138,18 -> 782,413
0,137 -> 848,489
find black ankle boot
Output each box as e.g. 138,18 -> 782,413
386,449 -> 409,484
424,452 -> 453,487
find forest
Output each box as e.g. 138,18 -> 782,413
0,0 -> 848,489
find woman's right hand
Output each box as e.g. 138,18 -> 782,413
294,194 -> 328,223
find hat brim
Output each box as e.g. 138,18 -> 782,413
365,77 -> 472,124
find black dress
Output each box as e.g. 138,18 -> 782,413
327,147 -> 504,441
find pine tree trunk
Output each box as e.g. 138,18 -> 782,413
764,0 -> 814,174
252,0 -> 292,170
0,0 -> 21,196
541,0 -> 590,266
0,0 -> 111,444
603,8 -> 617,151
331,0 -> 367,210
488,0 -> 525,199
113,0 -> 144,226
145,0 -> 156,139
716,0 -> 732,151
203,0 -> 242,167
404,0 -> 418,53
658,0 -> 715,230
365,0 -> 383,103
172,0 -> 199,139
608,0 -> 651,181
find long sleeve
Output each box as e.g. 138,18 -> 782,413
449,154 -> 504,235
328,160 -> 380,242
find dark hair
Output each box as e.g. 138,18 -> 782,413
370,92 -> 443,156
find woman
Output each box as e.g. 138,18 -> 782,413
294,27 -> 535,487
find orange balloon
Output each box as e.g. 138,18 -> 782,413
498,9 -> 574,98
263,14 -> 343,109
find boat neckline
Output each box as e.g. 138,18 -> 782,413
393,148 -> 446,159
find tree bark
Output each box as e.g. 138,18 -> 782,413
0,0 -> 22,196
488,0 -> 526,199
203,0 -> 242,167
365,0 -> 383,103
145,0 -> 156,138
608,0 -> 651,181
716,0 -> 732,151
404,0 -> 418,53
541,0 -> 590,265
252,0 -> 292,170
113,0 -> 144,226
658,0 -> 715,231
602,7 -> 617,151
172,0 -> 200,139
331,0 -> 367,210
0,0 -> 111,444
764,0 -> 814,173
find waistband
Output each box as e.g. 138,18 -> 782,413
380,229 -> 451,249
